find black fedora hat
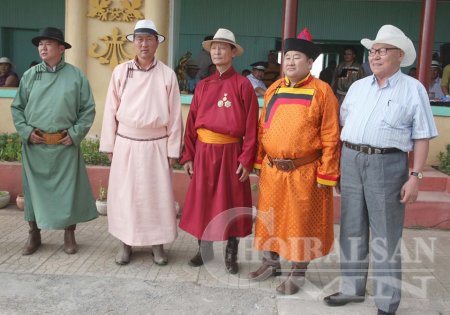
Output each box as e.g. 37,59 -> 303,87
32,27 -> 72,49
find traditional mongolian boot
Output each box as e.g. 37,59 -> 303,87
63,224 -> 78,254
152,244 -> 168,265
188,240 -> 214,267
276,262 -> 309,295
248,251 -> 281,281
225,237 -> 239,274
22,221 -> 41,255
115,241 -> 132,265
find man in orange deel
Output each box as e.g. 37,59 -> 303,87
249,28 -> 340,295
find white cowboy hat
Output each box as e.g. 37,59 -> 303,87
0,57 -> 14,67
361,24 -> 416,67
126,19 -> 165,43
202,28 -> 244,56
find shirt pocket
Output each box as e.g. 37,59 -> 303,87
382,100 -> 411,128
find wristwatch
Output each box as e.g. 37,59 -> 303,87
410,171 -> 423,179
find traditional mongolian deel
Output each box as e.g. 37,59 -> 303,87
100,58 -> 182,246
254,74 -> 340,262
11,61 -> 98,229
179,67 -> 259,241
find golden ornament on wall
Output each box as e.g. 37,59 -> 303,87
87,0 -> 144,22
89,27 -> 134,69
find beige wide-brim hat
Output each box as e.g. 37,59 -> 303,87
202,28 -> 244,56
361,24 -> 416,67
126,19 -> 165,43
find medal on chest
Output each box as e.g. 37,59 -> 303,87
217,93 -> 232,108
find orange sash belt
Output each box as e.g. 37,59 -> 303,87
197,128 -> 240,144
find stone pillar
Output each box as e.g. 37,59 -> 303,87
64,0 -> 88,72
144,0 -> 170,64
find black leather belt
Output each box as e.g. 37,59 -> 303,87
344,141 -> 403,155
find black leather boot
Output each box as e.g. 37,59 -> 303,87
189,240 -> 214,267
225,237 -> 239,274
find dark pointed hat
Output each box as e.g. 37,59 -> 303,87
283,28 -> 321,60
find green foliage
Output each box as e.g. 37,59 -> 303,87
0,133 -> 111,166
80,137 -> 111,166
0,133 -> 22,161
437,144 -> 450,175
98,185 -> 107,201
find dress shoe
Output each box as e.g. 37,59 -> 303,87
22,221 -> 41,255
377,309 -> 395,315
248,254 -> 281,281
189,240 -> 214,267
276,262 -> 308,295
323,292 -> 365,306
225,237 -> 239,274
63,224 -> 77,254
152,244 -> 168,265
115,242 -> 132,265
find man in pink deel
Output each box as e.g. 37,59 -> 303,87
100,19 -> 182,266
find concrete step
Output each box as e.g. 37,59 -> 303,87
420,166 -> 449,193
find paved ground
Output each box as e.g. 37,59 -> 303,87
1,205 -> 450,315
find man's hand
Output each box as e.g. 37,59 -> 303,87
254,169 -> 260,177
400,177 -> 420,204
106,153 -> 113,162
168,158 -> 177,167
236,163 -> 250,182
183,160 -> 194,177
58,130 -> 72,145
29,129 -> 45,144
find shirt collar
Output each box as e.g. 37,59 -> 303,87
371,69 -> 402,88
211,66 -> 236,80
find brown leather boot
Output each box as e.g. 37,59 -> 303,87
248,251 -> 281,281
188,240 -> 214,267
63,224 -> 77,254
115,241 -> 132,265
225,237 -> 239,274
22,221 -> 41,255
276,262 -> 308,295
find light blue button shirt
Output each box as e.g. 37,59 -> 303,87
340,70 -> 438,152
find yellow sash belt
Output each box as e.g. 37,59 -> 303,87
197,128 -> 240,144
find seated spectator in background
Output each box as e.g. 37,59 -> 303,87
186,59 -> 200,93
362,60 -> 372,76
262,50 -> 280,87
441,63 -> 450,96
195,35 -> 213,79
319,60 -> 336,85
247,61 -> 267,96
408,67 -> 417,78
332,46 -> 365,105
429,60 -> 445,99
207,63 -> 216,77
241,69 -> 251,76
0,57 -> 19,87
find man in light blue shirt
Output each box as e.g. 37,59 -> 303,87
324,25 -> 438,315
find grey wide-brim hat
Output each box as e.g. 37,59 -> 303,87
361,24 -> 416,67
32,27 -> 72,49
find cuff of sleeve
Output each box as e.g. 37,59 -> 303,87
317,173 -> 339,186
254,163 -> 262,170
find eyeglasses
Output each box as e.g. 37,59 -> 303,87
368,48 -> 400,56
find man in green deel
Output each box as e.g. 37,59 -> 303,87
11,27 -> 98,256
